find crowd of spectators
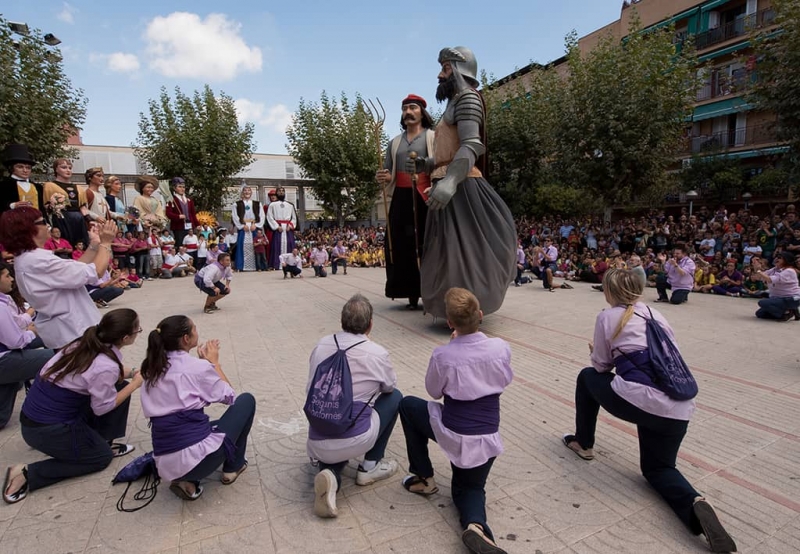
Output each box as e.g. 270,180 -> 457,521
512,204 -> 800,303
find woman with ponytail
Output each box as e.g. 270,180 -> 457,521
139,316 -> 254,501
562,269 -> 736,553
3,309 -> 142,504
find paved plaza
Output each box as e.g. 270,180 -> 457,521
0,267 -> 799,553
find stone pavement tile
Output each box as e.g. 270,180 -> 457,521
84,491 -> 181,553
687,472 -> 796,551
721,438 -> 800,510
679,414 -> 783,470
346,480 -> 448,546
729,395 -> 800,436
512,479 -> 624,545
570,517 -> 700,553
748,514 -> 800,553
369,520 -> 466,553
485,496 -> 568,553
177,468 -> 268,547
179,521 -> 276,554
268,503 -> 371,554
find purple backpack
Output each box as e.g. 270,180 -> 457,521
304,336 -> 370,437
636,307 -> 698,401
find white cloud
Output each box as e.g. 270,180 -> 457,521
57,2 -> 76,24
89,52 -> 141,74
144,12 -> 262,81
235,99 -> 292,133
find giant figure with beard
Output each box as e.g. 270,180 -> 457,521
407,47 -> 516,319
375,94 -> 435,309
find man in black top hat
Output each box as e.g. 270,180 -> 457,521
0,144 -> 45,214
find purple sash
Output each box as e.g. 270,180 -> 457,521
307,401 -> 372,441
613,349 -> 658,389
22,377 -> 90,425
150,409 -> 236,463
441,394 -> 500,436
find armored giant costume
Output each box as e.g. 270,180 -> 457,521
411,47 -> 516,319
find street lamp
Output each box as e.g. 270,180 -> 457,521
742,192 -> 752,210
686,190 -> 699,217
8,22 -> 30,35
43,33 -> 61,46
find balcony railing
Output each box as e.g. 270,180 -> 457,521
683,8 -> 777,51
696,69 -> 754,102
682,122 -> 778,154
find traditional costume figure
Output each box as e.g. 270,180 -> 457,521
133,176 -> 167,233
231,183 -> 263,272
165,177 -> 199,248
262,189 -> 278,268
377,95 -> 435,309
84,167 -> 112,223
409,47 -> 516,319
45,158 -> 89,247
266,186 -> 297,270
0,144 -> 46,215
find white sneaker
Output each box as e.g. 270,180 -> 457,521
355,459 -> 398,486
313,469 -> 338,518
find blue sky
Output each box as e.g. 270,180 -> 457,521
4,0 -> 622,154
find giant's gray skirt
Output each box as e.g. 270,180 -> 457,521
420,177 -> 517,319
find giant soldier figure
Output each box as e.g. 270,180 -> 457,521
408,46 -> 516,320
376,94 -> 435,309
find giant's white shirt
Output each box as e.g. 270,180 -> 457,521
267,201 -> 297,231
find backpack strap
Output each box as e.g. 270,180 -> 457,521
333,334 -> 367,352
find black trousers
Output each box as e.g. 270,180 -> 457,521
656,276 -> 690,304
573,367 -> 702,533
399,396 -> 498,541
179,393 -> 256,481
0,349 -> 56,428
21,382 -> 132,492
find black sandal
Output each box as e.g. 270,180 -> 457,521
401,475 -> 438,496
169,480 -> 203,501
3,466 -> 28,504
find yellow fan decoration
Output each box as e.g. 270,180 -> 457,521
196,211 -> 217,228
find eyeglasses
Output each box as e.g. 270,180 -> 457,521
34,220 -> 48,226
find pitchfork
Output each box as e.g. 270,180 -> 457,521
365,97 -> 393,265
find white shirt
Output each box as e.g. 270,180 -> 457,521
14,248 -> 101,349
198,263 -> 233,287
267,201 -> 297,231
279,252 -> 302,268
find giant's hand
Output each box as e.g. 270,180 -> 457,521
404,155 -> 426,175
375,169 -> 391,185
426,176 -> 457,211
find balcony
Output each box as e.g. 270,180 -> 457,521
696,69 -> 754,102
682,122 -> 778,154
683,8 -> 777,51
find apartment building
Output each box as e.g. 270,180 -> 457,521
494,0 -> 786,182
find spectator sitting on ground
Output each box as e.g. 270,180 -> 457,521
741,265 -> 768,298
692,262 -> 716,294
307,294 -> 401,519
71,240 -> 86,260
161,247 -> 187,279
710,261 -> 743,297
175,246 -> 196,274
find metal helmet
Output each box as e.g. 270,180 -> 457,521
438,46 -> 478,85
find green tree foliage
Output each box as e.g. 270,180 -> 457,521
680,153 -> 744,204
485,14 -> 696,213
554,17 -> 697,207
286,92 -> 383,226
0,16 -> 87,174
134,85 -> 255,212
751,0 -> 800,180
